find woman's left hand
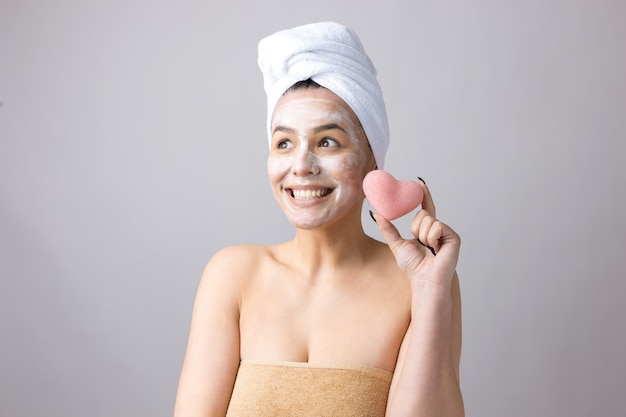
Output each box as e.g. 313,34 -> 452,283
372,180 -> 460,290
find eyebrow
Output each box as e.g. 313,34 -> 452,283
272,123 -> 347,136
272,125 -> 296,135
313,123 -> 347,134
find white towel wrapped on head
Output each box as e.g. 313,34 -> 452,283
258,21 -> 389,169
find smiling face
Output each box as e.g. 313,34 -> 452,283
267,87 -> 376,230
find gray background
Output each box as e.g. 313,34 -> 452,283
1,1 -> 625,416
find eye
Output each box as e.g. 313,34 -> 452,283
320,138 -> 339,148
277,139 -> 293,149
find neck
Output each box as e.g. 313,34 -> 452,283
287,206 -> 376,281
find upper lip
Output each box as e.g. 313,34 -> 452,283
283,182 -> 334,190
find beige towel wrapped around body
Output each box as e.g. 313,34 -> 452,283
226,361 -> 392,417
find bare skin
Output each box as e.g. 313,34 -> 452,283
174,87 -> 463,417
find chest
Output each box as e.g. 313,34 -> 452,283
238,271 -> 411,372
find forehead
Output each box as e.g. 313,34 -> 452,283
272,87 -> 361,127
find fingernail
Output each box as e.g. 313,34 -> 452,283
369,209 -> 377,223
417,177 -> 427,185
416,238 -> 437,256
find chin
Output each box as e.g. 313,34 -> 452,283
285,216 -> 328,230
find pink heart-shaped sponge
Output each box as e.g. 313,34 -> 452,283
363,170 -> 424,220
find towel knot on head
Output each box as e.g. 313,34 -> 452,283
258,21 -> 390,169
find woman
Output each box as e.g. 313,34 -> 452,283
174,22 -> 463,417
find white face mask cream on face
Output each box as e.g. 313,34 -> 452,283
267,88 -> 375,230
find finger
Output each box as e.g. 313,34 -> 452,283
416,214 -> 436,249
374,212 -> 428,271
418,178 -> 436,218
417,237 -> 437,256
426,221 -> 444,254
372,212 -> 405,252
431,221 -> 462,267
410,209 -> 434,241
411,209 -> 438,255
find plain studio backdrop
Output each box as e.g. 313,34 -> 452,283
1,1 -> 624,416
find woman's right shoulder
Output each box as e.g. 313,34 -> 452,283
207,243 -> 273,267
200,244 -> 275,286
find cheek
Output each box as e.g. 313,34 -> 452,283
323,154 -> 366,191
267,156 -> 292,182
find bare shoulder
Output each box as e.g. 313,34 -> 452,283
202,243 -> 274,276
197,244 -> 274,298
204,244 -> 270,273
175,245 -> 273,416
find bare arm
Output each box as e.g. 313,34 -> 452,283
375,182 -> 464,417
173,247 -> 244,417
386,272 -> 463,417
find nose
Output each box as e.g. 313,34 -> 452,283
292,149 -> 320,176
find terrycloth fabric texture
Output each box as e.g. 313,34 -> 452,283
258,21 -> 390,169
226,361 -> 392,417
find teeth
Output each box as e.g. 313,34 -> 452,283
291,189 -> 331,200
